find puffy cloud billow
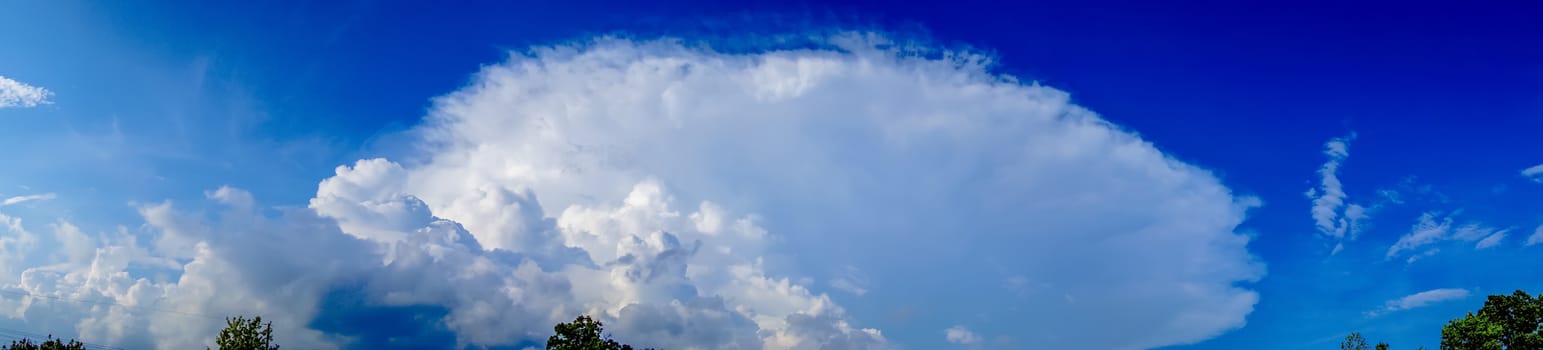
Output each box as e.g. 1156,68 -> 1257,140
0,33 -> 1264,349
0,74 -> 52,109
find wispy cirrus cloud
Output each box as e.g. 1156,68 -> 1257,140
1387,211 -> 1506,261
1,193 -> 56,206
1475,231 -> 1508,250
1367,288 -> 1470,317
0,75 -> 52,109
1306,134 -> 1370,253
1525,225 -> 1543,246
828,265 -> 870,297
1523,163 -> 1543,183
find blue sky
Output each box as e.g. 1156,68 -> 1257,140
2,1 -> 1542,349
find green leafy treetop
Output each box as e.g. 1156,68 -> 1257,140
1441,290 -> 1543,350
1340,332 -> 1425,350
1344,332 -> 1371,350
208,315 -> 280,350
547,315 -> 651,350
1,335 -> 84,350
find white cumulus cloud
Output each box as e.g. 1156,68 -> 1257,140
403,33 -> 1263,350
0,33 -> 1264,350
0,75 -> 53,108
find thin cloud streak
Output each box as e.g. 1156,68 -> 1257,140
1,193 -> 57,206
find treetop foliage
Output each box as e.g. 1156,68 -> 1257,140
1440,290 -> 1542,350
1,335 -> 84,350
8,291 -> 1533,350
210,315 -> 280,350
547,315 -> 649,350
1344,290 -> 1542,350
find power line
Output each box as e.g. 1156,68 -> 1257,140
0,289 -> 225,321
0,325 -> 123,350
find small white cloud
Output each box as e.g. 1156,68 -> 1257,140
829,265 -> 869,296
1369,288 -> 1470,317
1452,223 -> 1498,241
1475,231 -> 1508,250
830,277 -> 867,297
1004,275 -> 1029,293
1307,134 -> 1373,254
1522,163 -> 1543,182
1387,212 -> 1501,260
205,186 -> 254,210
1344,204 -> 1368,227
1,193 -> 56,206
1307,135 -> 1354,238
1525,225 -> 1543,246
945,325 -> 981,345
1387,212 -> 1452,258
1378,189 -> 1404,205
0,75 -> 52,108
1406,249 -> 1440,264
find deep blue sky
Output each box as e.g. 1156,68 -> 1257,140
3,1 -> 1543,349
